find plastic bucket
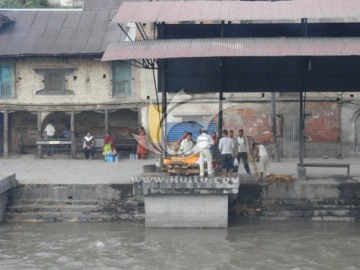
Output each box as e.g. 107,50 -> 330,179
106,155 -> 115,163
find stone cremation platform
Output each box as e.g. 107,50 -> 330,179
133,173 -> 239,228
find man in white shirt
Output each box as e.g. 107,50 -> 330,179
235,129 -> 252,175
196,128 -> 214,177
253,142 -> 269,182
219,130 -> 234,177
44,120 -> 55,138
179,132 -> 194,156
44,120 -> 56,156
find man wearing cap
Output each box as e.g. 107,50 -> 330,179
196,128 -> 214,177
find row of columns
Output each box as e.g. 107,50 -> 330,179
2,109 -> 112,159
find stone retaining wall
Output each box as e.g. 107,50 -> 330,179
230,181 -> 360,222
5,184 -> 144,222
5,181 -> 360,223
0,174 -> 17,223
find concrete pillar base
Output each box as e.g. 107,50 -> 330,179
297,166 -> 307,181
134,173 -> 239,228
145,195 -> 228,227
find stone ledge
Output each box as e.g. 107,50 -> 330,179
0,174 -> 17,194
134,173 -> 240,195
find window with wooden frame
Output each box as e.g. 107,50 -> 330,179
34,68 -> 75,95
112,61 -> 132,96
0,63 -> 15,99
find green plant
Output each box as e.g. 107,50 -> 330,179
0,0 -> 48,8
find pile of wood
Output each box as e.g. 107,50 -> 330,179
167,162 -> 200,176
164,155 -> 200,176
164,155 -> 219,176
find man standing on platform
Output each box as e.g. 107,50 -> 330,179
253,142 -> 269,182
196,128 -> 214,177
229,130 -> 237,171
235,129 -> 252,175
219,130 -> 235,177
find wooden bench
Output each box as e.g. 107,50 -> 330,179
115,137 -> 136,153
36,139 -> 72,158
297,163 -> 350,178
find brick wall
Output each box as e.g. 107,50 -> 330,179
165,100 -> 340,157
0,57 -> 146,106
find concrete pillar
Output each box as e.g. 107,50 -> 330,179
37,111 -> 42,157
134,177 -> 239,228
104,109 -> 109,133
297,165 -> 306,181
145,195 -> 228,227
71,111 -> 75,158
0,191 -> 8,222
3,109 -> 8,159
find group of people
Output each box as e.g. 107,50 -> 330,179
43,120 -> 71,156
44,120 -> 269,179
177,128 -> 269,181
176,128 -> 218,177
84,126 -> 148,161
218,129 -> 269,181
44,120 -> 97,160
44,120 -> 148,161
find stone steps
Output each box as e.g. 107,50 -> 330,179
263,204 -> 360,211
8,199 -> 101,206
261,203 -> 360,220
5,184 -> 145,223
5,211 -> 113,222
7,203 -> 101,213
5,198 -> 106,222
5,197 -> 145,222
260,216 -> 357,222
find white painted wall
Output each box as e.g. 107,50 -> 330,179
145,195 -> 228,227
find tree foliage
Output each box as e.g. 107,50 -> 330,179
0,0 -> 48,8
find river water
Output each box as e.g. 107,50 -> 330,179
0,221 -> 359,270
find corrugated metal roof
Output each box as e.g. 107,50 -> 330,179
83,0 -> 145,11
113,0 -> 360,23
102,37 -> 360,61
0,9 -> 126,56
0,13 -> 13,23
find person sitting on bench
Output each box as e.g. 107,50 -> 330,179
83,132 -> 95,160
60,124 -> 71,139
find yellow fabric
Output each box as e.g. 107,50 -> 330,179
164,154 -> 200,166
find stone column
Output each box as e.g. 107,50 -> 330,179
3,109 -> 8,159
71,111 -> 75,158
37,111 -> 42,157
104,109 -> 109,133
